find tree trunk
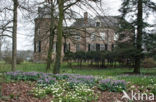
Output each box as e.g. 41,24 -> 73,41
134,0 -> 143,74
53,0 -> 64,74
0,38 -> 2,61
46,2 -> 55,72
12,0 -> 18,71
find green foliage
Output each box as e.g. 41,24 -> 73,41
144,33 -> 156,55
151,87 -> 156,95
142,58 -> 156,68
119,0 -> 156,73
118,75 -> 156,87
64,50 -> 138,67
3,56 -> 24,64
3,56 -> 12,64
98,79 -> 126,92
6,72 -> 40,81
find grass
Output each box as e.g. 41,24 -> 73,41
0,61 -> 156,86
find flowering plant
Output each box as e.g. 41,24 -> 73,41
31,81 -> 98,102
99,79 -> 126,92
6,71 -> 127,93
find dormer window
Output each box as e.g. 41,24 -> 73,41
96,22 -> 101,27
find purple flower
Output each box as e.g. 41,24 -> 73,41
112,80 -> 126,85
99,79 -> 111,84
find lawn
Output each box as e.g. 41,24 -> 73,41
1,62 -> 156,86
0,62 -> 156,101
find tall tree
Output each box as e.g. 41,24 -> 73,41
12,0 -> 18,71
120,0 -> 156,74
134,0 -> 143,73
46,0 -> 55,72
53,0 -> 100,74
0,37 -> 3,60
53,0 -> 64,74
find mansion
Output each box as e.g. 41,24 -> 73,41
34,7 -> 119,61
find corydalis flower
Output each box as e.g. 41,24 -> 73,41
112,80 -> 126,85
99,79 -> 126,86
99,79 -> 111,84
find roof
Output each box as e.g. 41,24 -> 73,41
71,16 -> 120,28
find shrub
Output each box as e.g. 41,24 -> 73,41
64,50 -> 136,68
142,58 -> 156,68
3,56 -> 12,64
16,56 -> 24,64
3,56 -> 24,64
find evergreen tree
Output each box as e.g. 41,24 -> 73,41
144,31 -> 156,56
120,0 -> 156,74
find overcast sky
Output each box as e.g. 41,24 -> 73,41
10,0 -> 155,51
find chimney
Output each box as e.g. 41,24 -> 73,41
84,12 -> 88,25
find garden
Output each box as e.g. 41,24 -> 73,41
0,62 -> 156,102
0,0 -> 156,101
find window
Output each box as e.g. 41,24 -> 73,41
76,44 -> 80,52
64,43 -> 70,53
100,32 -> 106,40
96,44 -> 100,51
88,44 -> 90,51
112,44 -> 114,50
36,41 -> 41,52
105,44 -> 108,51
75,35 -> 81,41
100,44 -> 105,51
96,22 -> 100,27
90,33 -> 96,41
90,44 -> 96,51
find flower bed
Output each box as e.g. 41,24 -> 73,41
5,71 -> 127,101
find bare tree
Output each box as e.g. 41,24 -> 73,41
53,0 -> 65,74
46,0 -> 56,72
53,0 -> 101,74
11,0 -> 18,71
